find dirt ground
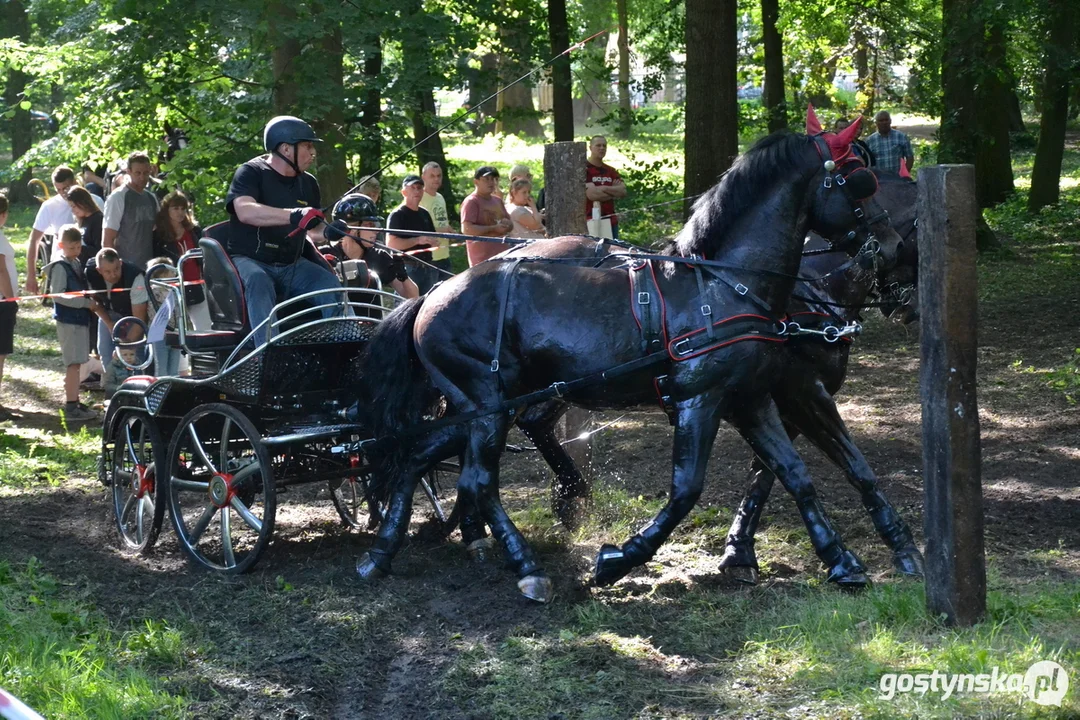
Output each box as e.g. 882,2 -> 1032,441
1,245 -> 1079,718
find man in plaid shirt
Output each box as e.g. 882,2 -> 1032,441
866,111 -> 915,175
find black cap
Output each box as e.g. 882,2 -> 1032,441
401,174 -> 423,188
474,165 -> 499,179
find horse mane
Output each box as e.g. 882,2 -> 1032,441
674,131 -> 814,258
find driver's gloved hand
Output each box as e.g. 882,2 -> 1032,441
289,207 -> 325,231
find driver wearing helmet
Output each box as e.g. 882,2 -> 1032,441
323,194 -> 419,302
224,115 -> 342,345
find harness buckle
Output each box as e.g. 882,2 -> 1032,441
552,381 -> 568,397
735,283 -> 748,296
672,339 -> 692,356
823,175 -> 833,189
853,207 -> 865,219
637,291 -> 651,305
490,359 -> 500,373
700,304 -> 712,317
836,173 -> 847,186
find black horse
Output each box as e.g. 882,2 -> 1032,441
357,117 -> 901,603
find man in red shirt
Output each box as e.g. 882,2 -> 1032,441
462,166 -> 513,266
585,135 -> 628,239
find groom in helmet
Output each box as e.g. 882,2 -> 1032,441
224,115 -> 341,345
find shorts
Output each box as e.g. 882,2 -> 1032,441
0,301 -> 16,356
57,321 -> 90,366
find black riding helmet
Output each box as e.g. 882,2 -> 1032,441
263,115 -> 321,174
333,193 -> 384,226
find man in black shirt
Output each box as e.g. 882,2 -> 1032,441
327,194 -> 418,304
386,174 -> 443,294
224,115 -> 341,345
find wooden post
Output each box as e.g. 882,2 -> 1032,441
917,164 -> 986,626
543,142 -> 592,483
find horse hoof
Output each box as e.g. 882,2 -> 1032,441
724,565 -> 759,585
356,553 -> 388,581
892,546 -> 925,578
593,544 -> 633,587
518,573 -> 555,604
466,537 -> 495,564
826,550 -> 870,590
554,495 -> 590,532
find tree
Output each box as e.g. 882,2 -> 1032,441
974,13 -> 1014,208
684,0 -> 737,214
761,0 -> 786,132
2,0 -> 32,202
495,0 -> 544,137
615,0 -> 632,138
1028,0 -> 1075,213
548,0 -> 574,142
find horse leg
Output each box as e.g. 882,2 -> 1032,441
593,393 -> 723,586
729,398 -> 869,589
458,414 -> 554,603
775,381 -> 924,577
356,426 -> 461,579
517,400 -> 590,530
717,420 -> 799,585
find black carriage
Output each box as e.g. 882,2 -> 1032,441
101,227 -> 446,572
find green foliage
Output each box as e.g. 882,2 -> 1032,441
0,425 -> 100,489
0,558 -> 188,718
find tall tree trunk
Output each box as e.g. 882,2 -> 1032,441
1028,0 -> 1074,213
468,53 -> 499,135
495,11 -> 544,138
1007,91 -> 1026,133
684,0 -> 737,215
269,3 -> 301,115
974,17 -> 1014,208
762,0 -> 787,132
853,28 -> 872,116
311,24 -> 348,201
3,0 -> 32,203
358,35 -> 383,180
616,0 -> 632,138
548,0 -> 574,142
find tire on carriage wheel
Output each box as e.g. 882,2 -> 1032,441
167,403 -> 276,573
36,244 -> 51,307
109,411 -> 168,553
330,469 -> 447,531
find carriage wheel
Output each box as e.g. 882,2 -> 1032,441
110,411 -> 167,553
36,242 -> 51,307
330,469 -> 447,531
167,403 -> 275,573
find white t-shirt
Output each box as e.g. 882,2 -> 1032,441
0,230 -> 17,299
418,190 -> 451,261
33,191 -> 105,262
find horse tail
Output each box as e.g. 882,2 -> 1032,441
362,296 -> 431,439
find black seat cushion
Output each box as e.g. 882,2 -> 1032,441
198,231 -> 246,333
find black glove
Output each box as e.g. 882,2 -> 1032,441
289,207 -> 325,231
323,219 -> 349,242
390,257 -> 410,283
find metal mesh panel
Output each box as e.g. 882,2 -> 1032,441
210,353 -> 264,398
275,318 -> 379,346
144,383 -> 170,415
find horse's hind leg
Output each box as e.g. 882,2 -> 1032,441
775,381 -> 924,577
517,401 -> 590,530
593,393 -> 723,586
730,397 -> 869,589
357,425 -> 462,579
458,414 -> 554,603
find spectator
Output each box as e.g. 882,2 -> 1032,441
44,226 -> 98,421
25,166 -> 104,295
66,186 -> 105,267
152,190 -> 211,331
834,118 -> 875,167
224,115 -> 340,346
462,166 -> 513,266
505,179 -> 545,239
103,151 -> 160,269
85,247 -> 148,364
509,164 -> 544,221
865,111 -> 914,175
418,161 -> 454,280
585,135 -> 627,239
145,257 -> 182,377
0,193 -> 17,420
387,175 -> 442,294
81,164 -> 108,198
358,176 -> 382,205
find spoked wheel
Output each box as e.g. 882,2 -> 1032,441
330,469 -> 447,531
36,238 -> 52,307
167,403 -> 275,573
110,411 -> 167,553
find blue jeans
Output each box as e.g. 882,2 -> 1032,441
152,341 -> 180,377
232,256 -> 342,346
406,257 -> 453,295
98,311 -> 123,363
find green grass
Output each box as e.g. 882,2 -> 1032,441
0,424 -> 100,489
0,558 -> 190,719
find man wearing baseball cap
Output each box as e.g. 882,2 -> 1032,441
386,174 -> 441,294
461,166 -> 513,266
